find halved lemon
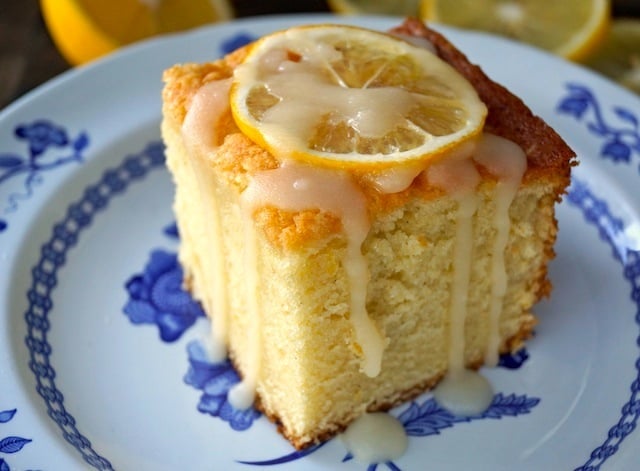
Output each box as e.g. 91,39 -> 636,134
40,0 -> 233,65
420,0 -> 610,61
229,25 -> 487,169
583,19 -> 640,94
327,0 -> 420,16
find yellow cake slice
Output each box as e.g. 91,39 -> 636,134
161,18 -> 575,449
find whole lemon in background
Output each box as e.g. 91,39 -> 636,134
582,19 -> 640,94
41,0 -> 639,95
40,0 -> 233,65
328,0 -> 610,61
328,0 -> 420,15
328,0 -> 640,94
419,0 -> 610,61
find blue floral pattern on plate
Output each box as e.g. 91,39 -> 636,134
220,32 -> 255,55
568,179 -> 640,471
0,409 -> 31,471
0,120 -> 89,232
557,83 -> 640,168
184,341 -> 262,431
237,393 -> 539,469
123,250 -> 205,342
557,82 -> 640,470
23,141 -> 165,470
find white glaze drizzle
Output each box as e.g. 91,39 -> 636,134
182,79 -> 233,357
368,163 -> 425,194
448,191 -> 479,373
432,369 -> 494,416
426,133 -> 527,415
473,133 -> 527,366
182,79 -> 232,150
241,161 -> 386,378
426,155 -> 480,373
427,150 -> 497,415
392,33 -> 438,54
228,378 -> 257,411
225,209 -> 263,410
340,412 -> 408,464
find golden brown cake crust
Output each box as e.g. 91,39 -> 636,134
162,47 -> 248,124
254,371 -> 444,449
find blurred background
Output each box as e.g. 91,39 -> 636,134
1,0 -> 639,110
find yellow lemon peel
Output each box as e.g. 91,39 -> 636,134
230,25 -> 487,170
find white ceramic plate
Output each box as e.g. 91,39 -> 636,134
1,14 -> 640,471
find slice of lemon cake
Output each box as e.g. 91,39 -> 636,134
161,18 -> 575,449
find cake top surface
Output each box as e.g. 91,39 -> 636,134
162,19 -> 576,249
163,19 -> 575,179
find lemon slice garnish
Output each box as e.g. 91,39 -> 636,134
40,0 -> 233,65
420,0 -> 610,61
229,25 -> 487,170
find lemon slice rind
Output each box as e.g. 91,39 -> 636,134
229,25 -> 487,170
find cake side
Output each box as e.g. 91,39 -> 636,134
164,108 -> 554,448
164,116 -> 550,447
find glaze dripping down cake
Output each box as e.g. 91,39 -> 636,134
161,19 -> 575,449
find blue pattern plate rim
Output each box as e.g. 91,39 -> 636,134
1,13 -> 640,471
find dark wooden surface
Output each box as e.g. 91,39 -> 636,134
1,0 -> 639,111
